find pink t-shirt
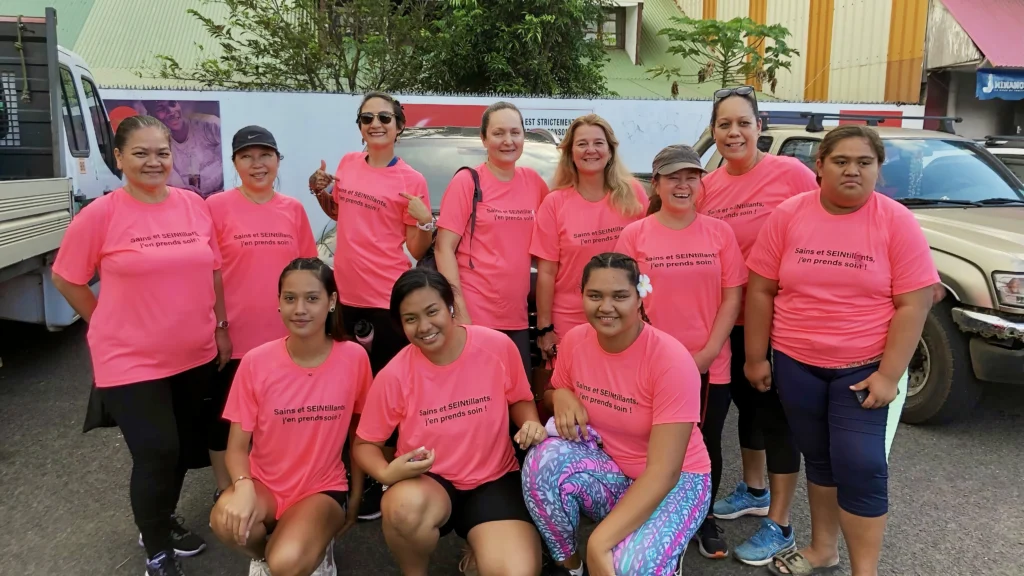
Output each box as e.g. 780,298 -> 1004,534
332,153 -> 431,309
438,165 -> 548,330
746,191 -> 939,367
551,323 -> 711,478
53,187 -> 221,387
530,183 -> 649,337
615,215 -> 748,384
223,338 -> 372,518
356,325 -> 533,490
699,155 -> 817,325
207,189 -> 319,358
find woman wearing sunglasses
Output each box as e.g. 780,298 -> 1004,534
308,91 -> 434,521
696,85 -> 818,565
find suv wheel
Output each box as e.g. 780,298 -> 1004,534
900,299 -> 982,424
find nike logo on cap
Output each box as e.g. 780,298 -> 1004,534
248,134 -> 258,139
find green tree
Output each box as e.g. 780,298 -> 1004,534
647,15 -> 798,94
420,0 -> 610,96
148,0 -> 434,93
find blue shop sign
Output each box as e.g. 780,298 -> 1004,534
977,69 -> 1024,101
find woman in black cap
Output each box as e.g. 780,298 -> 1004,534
206,125 -> 322,504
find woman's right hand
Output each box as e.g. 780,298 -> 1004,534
744,359 -> 772,393
380,446 -> 436,486
220,480 -> 259,546
538,331 -> 559,361
309,159 -> 336,196
552,388 -> 589,441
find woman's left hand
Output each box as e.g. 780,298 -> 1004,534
585,539 -> 616,576
850,371 -> 898,409
400,192 -> 432,226
215,330 -> 233,371
513,420 -> 547,450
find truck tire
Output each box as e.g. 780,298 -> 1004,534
900,299 -> 982,424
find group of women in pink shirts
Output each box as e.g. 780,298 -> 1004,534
54,86 -> 937,576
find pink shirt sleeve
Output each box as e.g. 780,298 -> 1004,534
550,326 -> 581,390
401,172 -> 431,227
888,205 -> 939,295
222,354 -> 258,432
746,206 -> 791,281
632,180 -> 651,212
187,191 -> 222,270
53,201 -> 108,285
352,346 -> 373,414
296,204 -> 319,258
532,170 -> 551,205
719,224 -> 749,288
355,367 -> 406,443
437,169 -> 474,237
650,343 -> 702,426
788,161 -> 819,194
503,336 -> 534,404
530,194 -> 561,262
613,221 -> 639,257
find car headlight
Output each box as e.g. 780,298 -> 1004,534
993,272 -> 1024,308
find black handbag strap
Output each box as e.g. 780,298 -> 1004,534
453,166 -> 482,270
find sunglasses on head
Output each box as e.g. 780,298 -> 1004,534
358,112 -> 395,125
714,85 -> 755,100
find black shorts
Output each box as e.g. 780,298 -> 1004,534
205,359 -> 241,451
424,470 -> 533,540
321,490 -> 348,513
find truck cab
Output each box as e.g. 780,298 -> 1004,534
693,112 -> 1024,425
0,8 -> 122,329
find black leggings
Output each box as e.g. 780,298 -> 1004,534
699,374 -> 731,507
729,326 -> 801,475
341,304 -> 404,447
100,361 -> 216,558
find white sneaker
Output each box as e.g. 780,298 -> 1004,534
675,544 -> 687,575
458,545 -> 479,575
248,558 -> 270,576
311,539 -> 337,576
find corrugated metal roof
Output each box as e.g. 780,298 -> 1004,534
73,0 -> 230,88
939,0 -> 1024,67
3,0 -> 97,49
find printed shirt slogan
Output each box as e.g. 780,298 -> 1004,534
486,207 -> 535,222
233,232 -> 296,249
705,201 -> 765,220
794,247 -> 875,271
130,231 -> 201,249
274,403 -> 347,425
576,381 -> 637,414
574,225 -> 625,247
338,187 -> 388,212
645,251 -> 719,270
419,395 -> 491,427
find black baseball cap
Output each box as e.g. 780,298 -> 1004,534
231,125 -> 278,154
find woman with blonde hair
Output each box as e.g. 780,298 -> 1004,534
530,114 -> 648,368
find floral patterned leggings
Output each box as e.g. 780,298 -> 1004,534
521,437 -> 710,576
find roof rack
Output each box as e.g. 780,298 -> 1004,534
759,112 -> 963,134
983,134 -> 1024,146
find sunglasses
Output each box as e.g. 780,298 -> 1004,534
358,112 -> 395,125
714,85 -> 755,100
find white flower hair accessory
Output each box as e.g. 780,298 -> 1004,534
637,274 -> 653,298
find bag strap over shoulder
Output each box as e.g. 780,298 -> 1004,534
453,166 -> 482,270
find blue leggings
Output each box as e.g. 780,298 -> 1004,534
521,437 -> 710,576
772,350 -> 893,518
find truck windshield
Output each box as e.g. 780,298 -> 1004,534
879,139 -> 1024,202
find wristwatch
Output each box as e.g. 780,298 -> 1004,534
217,320 -> 229,330
417,217 -> 437,232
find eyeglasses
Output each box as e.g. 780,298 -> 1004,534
358,112 -> 395,125
714,86 -> 755,100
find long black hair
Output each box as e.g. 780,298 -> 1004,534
388,268 -> 456,332
278,257 -> 350,342
580,252 -> 652,324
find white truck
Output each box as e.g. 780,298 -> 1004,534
1,7 -> 121,332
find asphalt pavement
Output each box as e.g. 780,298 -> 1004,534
1,321 -> 1022,575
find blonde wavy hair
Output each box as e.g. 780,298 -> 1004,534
551,114 -> 643,218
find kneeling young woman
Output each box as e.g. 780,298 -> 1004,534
211,258 -> 369,576
353,268 -> 546,576
525,253 -> 712,576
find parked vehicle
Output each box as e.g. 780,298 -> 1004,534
0,8 -> 122,330
316,126 -> 561,367
980,135 -> 1024,183
693,112 -> 1024,425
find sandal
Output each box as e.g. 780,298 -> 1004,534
765,549 -> 840,575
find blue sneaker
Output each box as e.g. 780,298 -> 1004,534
713,481 -> 770,520
733,518 -> 796,566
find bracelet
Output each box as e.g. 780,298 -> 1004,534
537,324 -> 554,336
233,475 -> 253,486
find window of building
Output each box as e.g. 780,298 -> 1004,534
587,8 -> 626,49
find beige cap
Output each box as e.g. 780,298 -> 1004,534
652,144 -> 706,176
